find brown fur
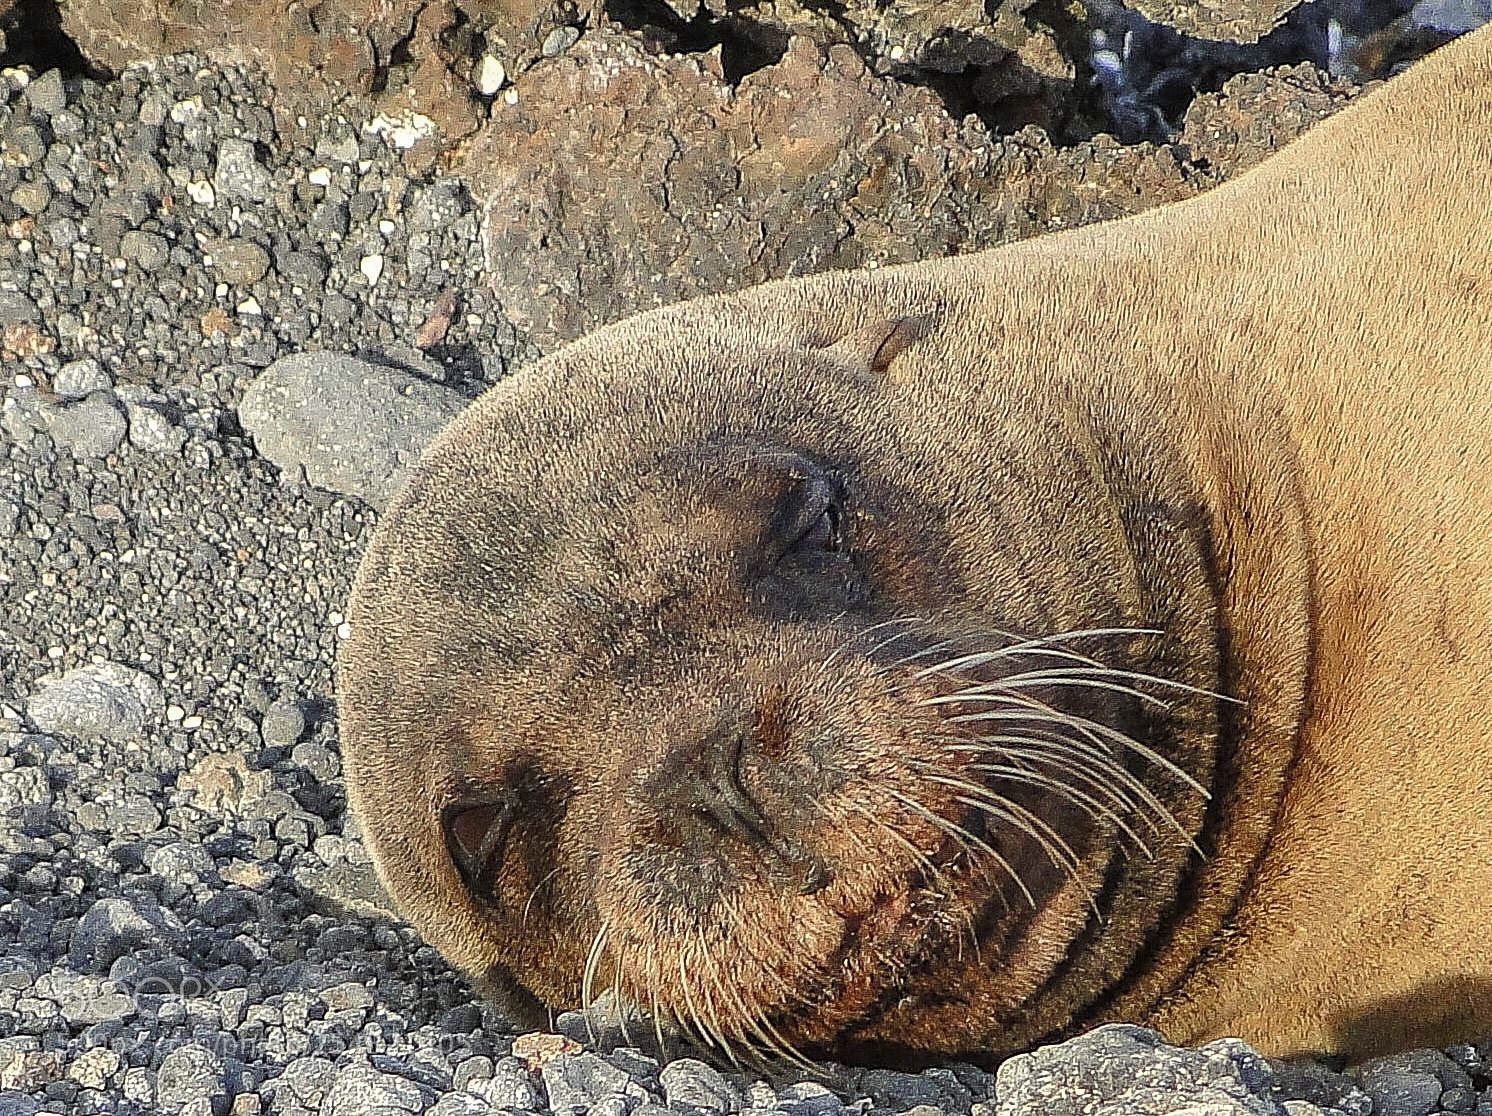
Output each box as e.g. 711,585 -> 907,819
339,26 -> 1492,1063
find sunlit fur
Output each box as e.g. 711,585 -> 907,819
340,27 -> 1492,1064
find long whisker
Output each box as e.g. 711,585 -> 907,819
951,754 -> 1155,856
939,723 -> 1184,839
908,627 -> 1165,682
887,787 -> 1035,907
945,695 -> 1210,800
581,920 -> 610,1042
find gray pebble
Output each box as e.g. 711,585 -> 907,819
0,288 -> 39,326
321,1060 -> 426,1115
542,1052 -> 650,1114
50,108 -> 84,138
660,1058 -> 741,1113
0,1089 -> 43,1114
156,1042 -> 228,1115
1443,1086 -> 1479,1113
25,70 -> 66,115
1354,1070 -> 1443,1116
125,399 -> 189,454
146,840 -> 216,884
69,896 -> 177,974
9,179 -> 50,217
238,352 -> 466,509
120,228 -> 170,271
34,970 -> 137,1026
138,89 -> 170,127
995,1024 -> 1282,1116
452,1055 -> 493,1091
44,215 -> 79,248
53,357 -> 111,399
213,239 -> 272,285
27,661 -> 162,740
777,1082 -> 843,1116
39,392 -> 127,458
272,1056 -> 336,1106
260,700 -> 306,747
429,1095 -> 495,1116
541,25 -> 583,56
214,138 -> 273,204
467,1057 -> 537,1109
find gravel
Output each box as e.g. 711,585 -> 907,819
0,34 -> 1490,1116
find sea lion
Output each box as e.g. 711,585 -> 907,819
338,24 -> 1492,1064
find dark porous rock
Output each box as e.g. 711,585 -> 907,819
238,352 -> 466,509
1177,62 -> 1360,179
1269,1059 -> 1370,1116
1128,0 -> 1298,43
58,0 -> 482,146
1352,1049 -> 1474,1116
994,1025 -> 1290,1116
467,27 -> 1347,349
0,1090 -> 41,1116
69,895 -> 183,974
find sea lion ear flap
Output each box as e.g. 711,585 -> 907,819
825,314 -> 936,374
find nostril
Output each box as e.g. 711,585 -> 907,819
650,717 -> 826,893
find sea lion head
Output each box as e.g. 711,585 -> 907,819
339,270 -> 1234,1064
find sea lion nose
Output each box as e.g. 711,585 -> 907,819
651,719 -> 834,894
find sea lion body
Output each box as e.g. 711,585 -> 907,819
339,27 -> 1492,1063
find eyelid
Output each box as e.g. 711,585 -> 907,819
778,476 -> 842,552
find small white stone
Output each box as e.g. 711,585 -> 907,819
360,254 -> 384,286
186,179 -> 216,206
307,167 -> 332,187
2,67 -> 31,89
1,704 -> 21,721
336,622 -> 353,641
503,87 -> 520,106
364,112 -> 436,150
166,704 -> 185,722
168,95 -> 203,124
378,219 -> 395,236
236,296 -> 262,316
181,715 -> 203,730
14,374 -> 33,388
46,646 -> 63,659
889,44 -> 907,61
475,54 -> 507,96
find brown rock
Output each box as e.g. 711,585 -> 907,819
58,0 -> 483,150
1178,62 -> 1360,177
1128,0 -> 1299,43
465,28 -> 1278,348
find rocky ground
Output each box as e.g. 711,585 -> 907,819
0,1 -> 1490,1115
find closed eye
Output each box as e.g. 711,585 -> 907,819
774,475 -> 850,562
